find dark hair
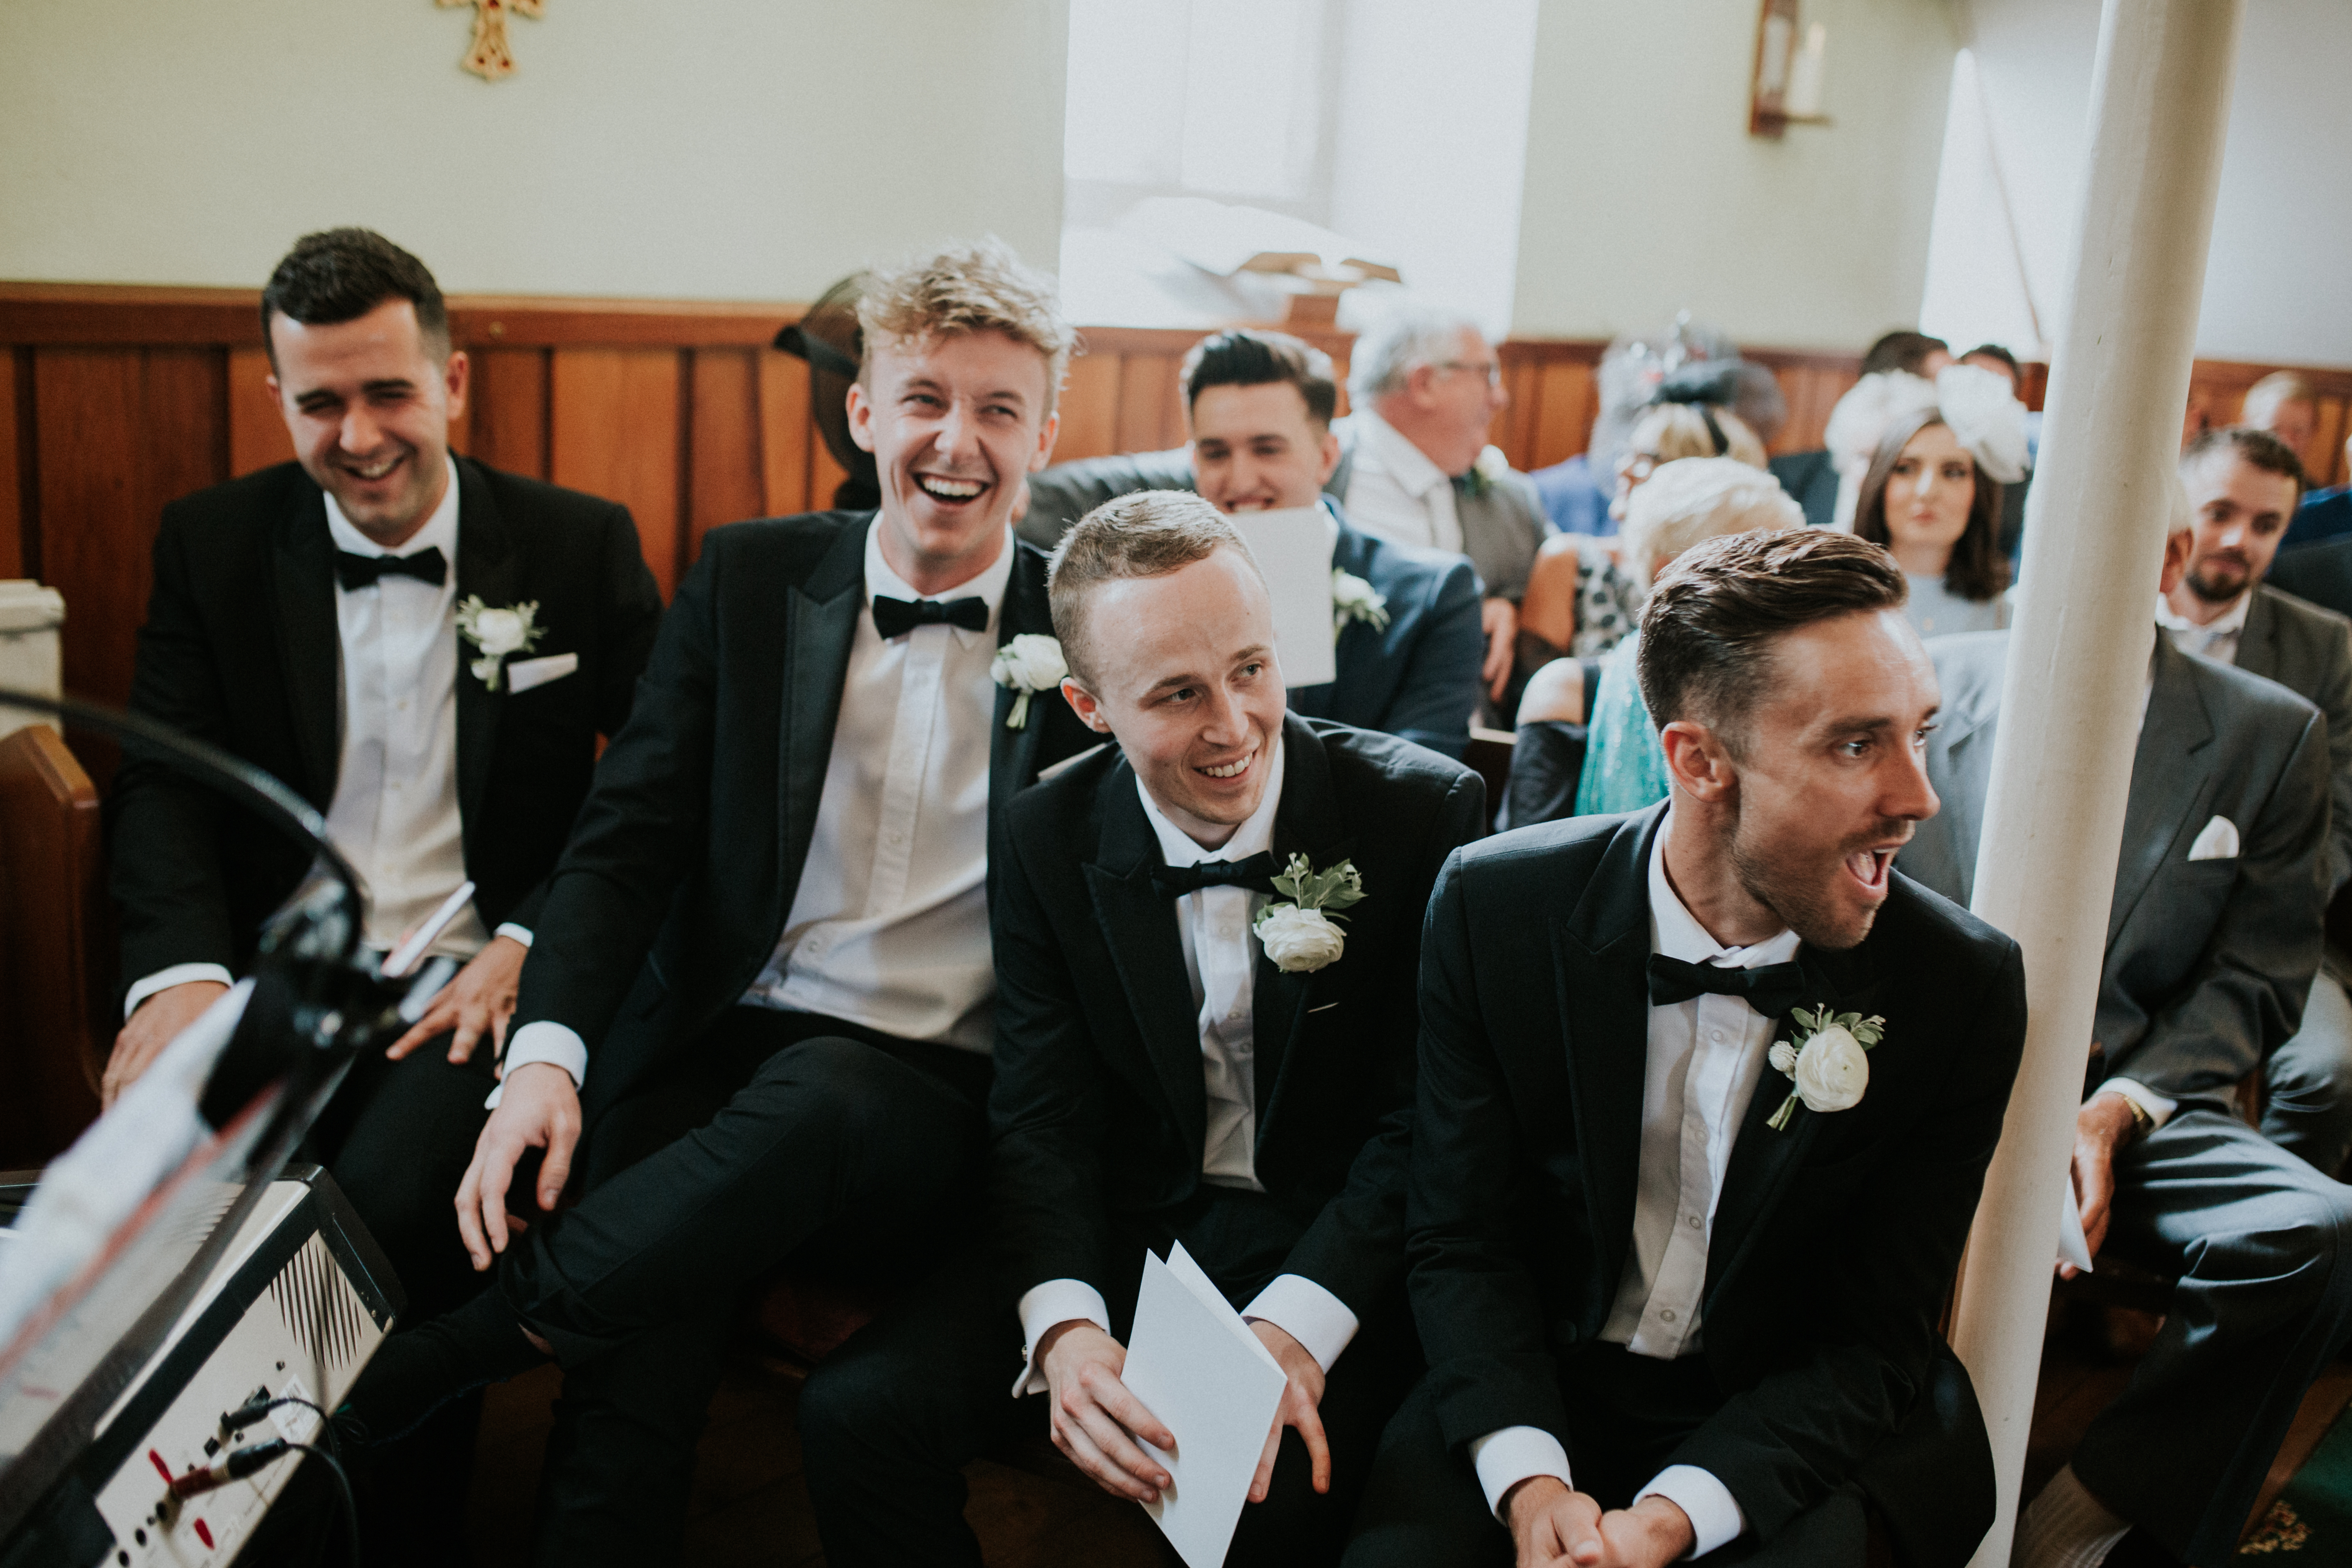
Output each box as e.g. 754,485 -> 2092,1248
261,229 -> 448,365
1859,330 -> 1950,378
1637,530 -> 1908,753
1853,412 -> 2009,602
2182,426 -> 2307,497
1962,343 -> 2020,375
1182,330 -> 1338,428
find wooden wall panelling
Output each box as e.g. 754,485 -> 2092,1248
1760,359 -> 1859,456
756,349 -> 812,518
1113,352 -> 1185,456
550,347 -> 683,599
226,345 -> 293,477
809,429 -> 850,513
0,351 -> 22,579
1527,360 -> 1598,471
688,348 -> 765,560
1053,352 -> 1121,464
466,346 -> 550,479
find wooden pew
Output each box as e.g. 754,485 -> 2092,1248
0,722 -> 105,1165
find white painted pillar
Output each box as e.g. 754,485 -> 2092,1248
1949,3 -> 2245,1563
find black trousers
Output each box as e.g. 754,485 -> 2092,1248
299,1033 -> 498,1567
1342,1342 -> 1990,1568
502,1005 -> 990,1567
798,1186 -> 1422,1568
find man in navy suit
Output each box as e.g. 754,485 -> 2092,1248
1021,330 -> 1487,756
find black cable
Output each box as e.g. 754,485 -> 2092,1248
222,1393 -> 335,1457
284,1442 -> 360,1568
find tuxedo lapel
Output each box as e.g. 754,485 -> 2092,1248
990,541 -> 1052,816
1252,716 -> 1348,1146
777,517 -> 867,906
270,484 -> 341,807
453,460 -> 522,848
1554,806 -> 1666,1295
2108,639 -> 2216,944
1083,765 -> 1208,1162
1322,518 -> 1391,719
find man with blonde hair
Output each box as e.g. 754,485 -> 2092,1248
335,238 -> 1099,1562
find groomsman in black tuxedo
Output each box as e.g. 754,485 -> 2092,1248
794,491 -> 1483,1565
1346,530 -> 2026,1568
108,227 -> 662,1557
339,240 -> 1098,1562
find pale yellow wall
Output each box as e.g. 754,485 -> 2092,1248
1510,0 -> 1958,349
0,0 -> 1071,298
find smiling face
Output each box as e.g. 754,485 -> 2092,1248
1059,547 -> 1286,848
2180,447 -> 2300,606
1883,422 -> 1976,566
1676,609 -> 1941,949
849,327 -> 1057,594
267,297 -> 467,549
1189,381 -> 1341,513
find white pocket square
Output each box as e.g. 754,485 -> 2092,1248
505,652 -> 578,694
2187,815 -> 2240,862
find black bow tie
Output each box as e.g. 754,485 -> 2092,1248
872,595 -> 989,640
335,547 -> 447,591
1151,851 -> 1277,900
1645,953 -> 1807,1019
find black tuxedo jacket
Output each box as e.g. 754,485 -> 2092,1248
988,714 -> 1484,1317
1409,804 -> 2025,1545
111,456 -> 663,993
513,511 -> 1097,1123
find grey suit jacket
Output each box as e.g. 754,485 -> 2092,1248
1019,418 -> 1548,601
2237,583 -> 2352,894
1905,630 -> 2330,1110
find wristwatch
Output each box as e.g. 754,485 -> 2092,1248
2118,1093 -> 2155,1143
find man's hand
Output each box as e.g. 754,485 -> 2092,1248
1482,596 -> 1520,704
1038,1321 -> 1176,1503
2062,1090 -> 2139,1278
1590,1496 -> 1698,1568
387,935 -> 527,1064
1506,1476 -> 1606,1567
103,980 -> 231,1108
454,1062 -> 580,1271
1246,1319 -> 1330,1504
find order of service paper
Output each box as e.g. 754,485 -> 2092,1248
1228,506 -> 1337,689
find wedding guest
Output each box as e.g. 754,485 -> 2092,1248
796,492 -> 1483,1566
1347,529 -> 2024,1568
2243,370 -> 2320,456
335,239 -> 1099,1563
1851,367 -> 2030,637
1771,332 -> 1951,530
105,227 -> 665,1561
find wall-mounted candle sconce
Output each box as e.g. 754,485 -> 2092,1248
1751,0 -> 1831,138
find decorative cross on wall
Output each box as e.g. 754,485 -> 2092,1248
439,0 -> 543,81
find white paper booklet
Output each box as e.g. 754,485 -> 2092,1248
1228,507 -> 1337,689
1119,1242 -> 1290,1568
2058,1175 -> 2095,1274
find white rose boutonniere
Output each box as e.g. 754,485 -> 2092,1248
1765,1005 -> 1886,1130
1252,852 -> 1366,973
455,597 -> 544,691
991,634 -> 1068,729
1332,570 -> 1391,641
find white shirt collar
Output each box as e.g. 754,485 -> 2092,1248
1137,735 -> 1287,867
323,456 -> 460,563
2153,587 -> 2250,640
1354,407 -> 1453,499
1647,809 -> 1803,969
863,518 -> 1017,649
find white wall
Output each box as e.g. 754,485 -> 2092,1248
1510,0 -> 1958,349
0,0 -> 1071,299
1928,0 -> 2352,366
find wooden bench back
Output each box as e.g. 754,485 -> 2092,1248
0,723 -> 105,1164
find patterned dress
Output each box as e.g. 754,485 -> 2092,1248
1573,633 -> 1672,816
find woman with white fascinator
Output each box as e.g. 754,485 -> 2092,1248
1849,363 -> 2031,637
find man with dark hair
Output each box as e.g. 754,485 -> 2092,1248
1960,343 -> 2022,393
1346,529 -> 2024,1567
795,490 -> 1483,1566
1015,328 -> 1485,755
1858,330 -> 1952,379
337,239 -> 1100,1562
108,225 -> 666,1558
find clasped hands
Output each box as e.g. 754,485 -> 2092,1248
1035,1316 -> 1331,1508
1502,1477 -> 1695,1568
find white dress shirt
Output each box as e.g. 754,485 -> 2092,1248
1339,408 -> 1464,556
1011,737 -> 1361,1396
499,520 -> 1013,1094
1469,813 -> 1793,1558
2155,588 -> 2251,667
125,459 -> 518,1018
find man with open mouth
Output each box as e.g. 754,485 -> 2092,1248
1348,529 -> 2029,1568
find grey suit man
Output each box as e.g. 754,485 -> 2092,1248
1905,627 -> 2352,1568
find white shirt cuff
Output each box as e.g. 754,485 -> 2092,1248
1634,1464 -> 1747,1558
1469,1426 -> 1573,1520
124,962 -> 236,1020
493,923 -> 534,948
2096,1076 -> 2178,1132
1240,1274 -> 1359,1374
484,1021 -> 589,1108
1012,1279 -> 1112,1397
